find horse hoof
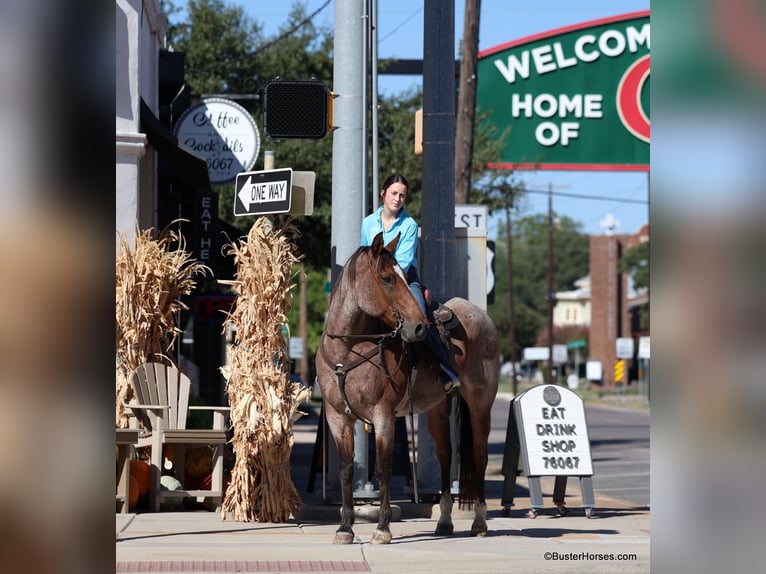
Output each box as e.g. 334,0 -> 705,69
333,531 -> 355,545
471,528 -> 488,537
370,529 -> 392,544
434,524 -> 454,536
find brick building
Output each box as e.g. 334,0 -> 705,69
588,224 -> 649,387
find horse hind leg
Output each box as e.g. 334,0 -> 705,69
428,406 -> 454,536
435,491 -> 454,536
471,502 -> 488,537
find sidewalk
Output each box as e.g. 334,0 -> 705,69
116,402 -> 650,573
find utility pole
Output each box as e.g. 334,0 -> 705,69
454,0 -> 481,204
546,183 -> 554,385
504,196 -> 518,395
299,263 -> 308,383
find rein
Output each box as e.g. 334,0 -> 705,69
322,249 -> 414,427
321,320 -> 409,426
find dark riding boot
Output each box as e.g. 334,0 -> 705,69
424,324 -> 460,393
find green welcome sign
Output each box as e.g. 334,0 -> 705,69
477,11 -> 649,171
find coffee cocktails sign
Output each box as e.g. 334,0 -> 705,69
174,98 -> 260,184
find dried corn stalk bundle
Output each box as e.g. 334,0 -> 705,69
115,223 -> 210,427
219,217 -> 310,522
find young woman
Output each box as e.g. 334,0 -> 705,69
360,173 -> 460,392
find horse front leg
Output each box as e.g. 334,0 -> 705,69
370,420 -> 395,544
427,403 -> 454,536
333,424 -> 356,544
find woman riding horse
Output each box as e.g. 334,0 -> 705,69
316,231 -> 500,544
360,173 -> 460,392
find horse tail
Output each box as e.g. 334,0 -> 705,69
457,394 -> 477,509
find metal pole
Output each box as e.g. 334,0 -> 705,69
547,183 -> 554,385
361,0 -> 369,218
329,0 -> 365,496
370,0 -> 380,209
421,0 -> 456,297
332,0 -> 364,280
505,198 -> 518,395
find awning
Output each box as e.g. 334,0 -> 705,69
139,98 -> 211,193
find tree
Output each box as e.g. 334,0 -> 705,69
285,265 -> 328,359
489,212 -> 590,357
620,239 -> 649,290
620,239 -> 649,330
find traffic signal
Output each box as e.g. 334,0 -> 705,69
263,79 -> 331,140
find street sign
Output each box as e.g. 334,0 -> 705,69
455,204 -> 488,228
567,339 -> 587,350
523,347 -> 550,361
586,360 -> 602,381
616,337 -> 634,359
288,337 -> 304,359
552,344 -> 568,364
638,336 -> 650,359
615,359 -> 625,383
234,168 -> 293,216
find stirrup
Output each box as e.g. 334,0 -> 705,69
440,366 -> 460,393
433,304 -> 458,330
443,379 -> 460,393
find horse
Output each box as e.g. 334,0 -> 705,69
315,232 -> 500,544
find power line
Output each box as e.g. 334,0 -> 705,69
524,187 -> 647,204
379,7 -> 424,44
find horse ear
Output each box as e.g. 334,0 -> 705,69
371,232 -> 385,256
385,233 -> 401,254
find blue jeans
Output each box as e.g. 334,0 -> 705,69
408,280 -> 457,379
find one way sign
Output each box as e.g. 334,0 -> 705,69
234,168 -> 293,216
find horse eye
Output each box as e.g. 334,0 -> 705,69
381,274 -> 394,285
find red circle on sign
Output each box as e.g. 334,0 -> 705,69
617,55 -> 650,143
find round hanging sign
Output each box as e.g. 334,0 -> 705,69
173,97 -> 260,184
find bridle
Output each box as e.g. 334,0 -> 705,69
322,249 -> 414,425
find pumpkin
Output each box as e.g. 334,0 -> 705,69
130,459 -> 151,497
184,446 -> 213,479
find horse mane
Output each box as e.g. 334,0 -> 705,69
331,244 -> 396,302
327,244 -> 397,332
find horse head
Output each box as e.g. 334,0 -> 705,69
356,232 -> 427,343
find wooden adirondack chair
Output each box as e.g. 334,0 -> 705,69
127,362 -> 230,512
115,428 -> 139,513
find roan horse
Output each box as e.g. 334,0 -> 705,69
316,232 -> 499,544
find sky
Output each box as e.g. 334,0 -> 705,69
199,0 -> 651,239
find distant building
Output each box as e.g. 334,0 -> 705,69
553,276 -> 591,327
553,223 -> 649,387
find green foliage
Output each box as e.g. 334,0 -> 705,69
285,265 -> 330,357
167,0 -> 264,95
489,213 -> 590,359
619,239 -> 649,290
619,239 -> 649,331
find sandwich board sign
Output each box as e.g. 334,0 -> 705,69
515,384 -> 593,476
501,384 -> 596,517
